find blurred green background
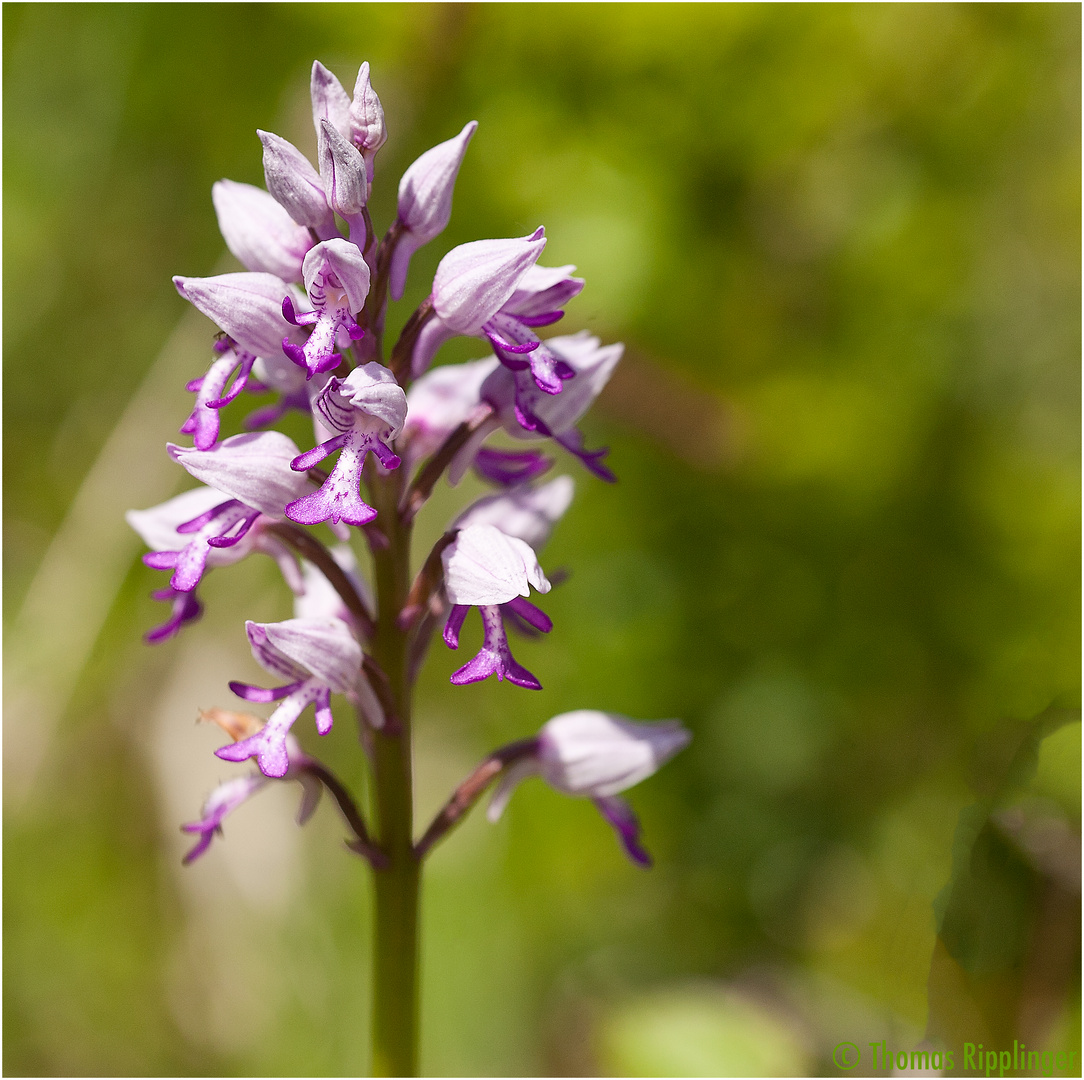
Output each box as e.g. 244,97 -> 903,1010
4,3 -> 1080,1076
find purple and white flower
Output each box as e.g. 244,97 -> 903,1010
215,617 -> 363,778
282,239 -> 371,380
441,523 -> 552,689
129,442 -> 308,600
286,362 -> 406,527
411,229 -> 548,376
488,710 -> 691,865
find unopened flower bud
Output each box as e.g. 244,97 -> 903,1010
259,129 -> 333,230
318,119 -> 368,216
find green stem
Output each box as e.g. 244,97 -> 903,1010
368,467 -> 420,1077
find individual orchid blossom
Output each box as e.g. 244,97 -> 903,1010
410,256 -> 583,395
282,239 -> 371,380
487,711 -> 691,865
389,121 -> 478,301
286,362 -> 406,527
215,617 -> 363,778
128,469 -> 304,603
146,59 -> 683,1078
411,228 -> 548,376
441,523 -> 552,689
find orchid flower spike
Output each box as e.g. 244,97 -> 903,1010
182,711 -> 321,863
286,362 -> 406,527
215,618 -> 363,778
389,121 -> 478,301
488,711 -> 691,866
282,240 -> 371,380
411,228 -> 548,376
212,179 -> 313,283
441,523 -> 552,689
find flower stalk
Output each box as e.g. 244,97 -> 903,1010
366,464 -> 420,1076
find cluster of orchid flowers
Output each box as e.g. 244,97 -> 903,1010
128,60 -> 688,872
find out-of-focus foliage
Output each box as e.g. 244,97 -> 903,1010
4,4 -> 1079,1076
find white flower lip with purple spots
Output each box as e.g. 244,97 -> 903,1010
282,239 -> 371,380
285,362 -> 406,528
389,121 -> 478,301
